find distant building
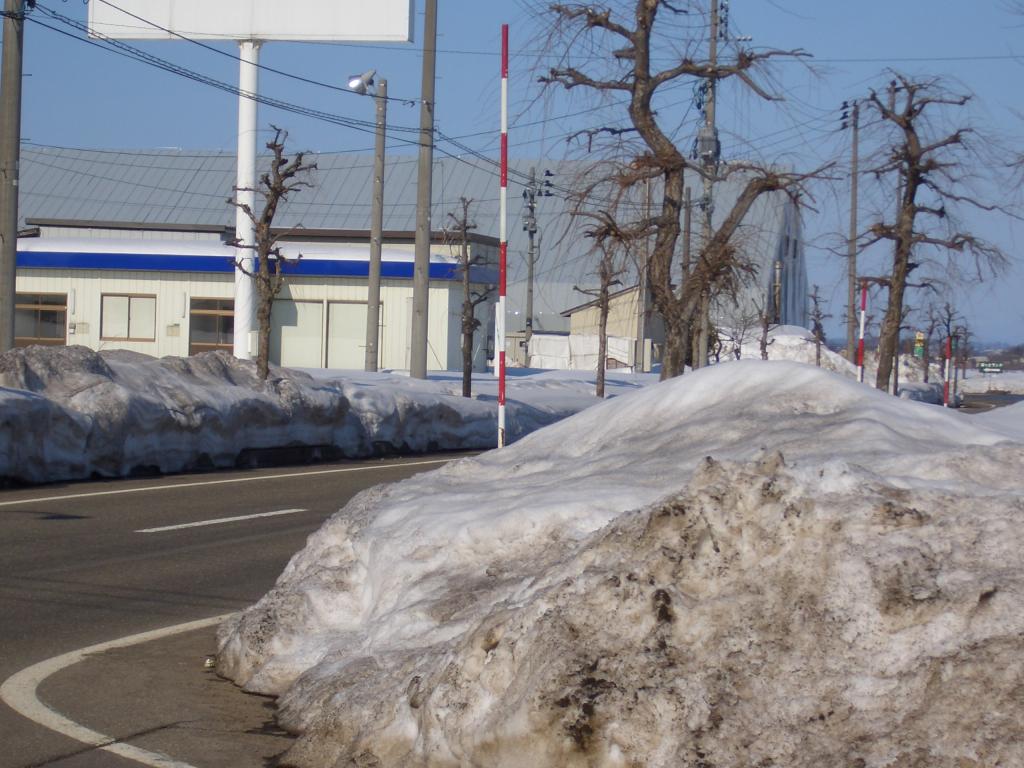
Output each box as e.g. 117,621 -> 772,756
16,220 -> 497,371
13,146 -> 808,370
559,285 -> 664,371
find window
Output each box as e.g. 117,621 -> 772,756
15,293 -> 67,347
189,298 -> 234,355
101,294 -> 156,341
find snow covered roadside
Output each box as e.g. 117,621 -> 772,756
217,361 -> 1024,768
961,369 -> 1024,395
0,345 -> 652,485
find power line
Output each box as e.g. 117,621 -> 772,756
82,0 -> 422,105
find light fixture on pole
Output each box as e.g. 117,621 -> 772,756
348,69 -> 376,94
348,68 -> 386,371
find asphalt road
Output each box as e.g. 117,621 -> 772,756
0,454 -> 472,768
958,391 -> 1024,414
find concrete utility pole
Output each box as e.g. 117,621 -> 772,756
635,177 -> 651,372
844,100 -> 860,362
0,0 -> 29,352
521,166 -> 551,368
410,0 -> 438,379
695,0 -> 720,369
365,78 -> 387,372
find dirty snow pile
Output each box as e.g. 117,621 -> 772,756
217,361 -> 1024,768
0,345 -> 650,484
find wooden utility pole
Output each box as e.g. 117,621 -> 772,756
0,0 -> 27,352
523,167 -> 538,367
695,0 -> 720,369
845,100 -> 859,362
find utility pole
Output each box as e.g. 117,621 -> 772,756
410,0 -> 438,379
695,0 -> 720,369
842,100 -> 860,362
364,78 -> 387,372
521,166 -> 551,368
0,0 -> 29,352
635,177 -> 651,372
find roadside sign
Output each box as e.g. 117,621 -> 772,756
913,331 -> 925,358
978,362 -> 1004,374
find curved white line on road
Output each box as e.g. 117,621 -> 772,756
1,613 -> 235,768
0,457 -> 454,508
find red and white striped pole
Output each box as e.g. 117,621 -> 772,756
943,334 -> 953,407
856,278 -> 867,383
496,23 -> 508,448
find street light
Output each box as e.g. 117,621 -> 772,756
348,69 -> 386,371
348,69 -> 376,94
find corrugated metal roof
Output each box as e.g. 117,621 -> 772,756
17,145 -> 803,330
19,144 -> 539,234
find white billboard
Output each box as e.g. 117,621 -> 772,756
88,0 -> 414,42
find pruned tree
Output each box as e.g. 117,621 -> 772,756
757,299 -> 776,361
229,126 -> 317,380
573,211 -> 629,398
537,1 -> 825,379
919,303 -> 944,383
724,306 -> 761,360
808,284 -> 830,367
935,301 -> 964,385
445,197 -> 494,398
859,73 -> 1007,393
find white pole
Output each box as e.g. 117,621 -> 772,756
233,40 -> 261,359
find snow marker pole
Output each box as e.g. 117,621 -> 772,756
856,279 -> 867,383
943,334 -> 953,407
496,23 -> 508,448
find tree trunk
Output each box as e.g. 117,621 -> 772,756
461,301 -> 474,398
875,246 -> 911,391
256,297 -> 272,380
661,314 -> 690,380
596,289 -> 609,398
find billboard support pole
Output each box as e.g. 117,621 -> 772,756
233,39 -> 260,360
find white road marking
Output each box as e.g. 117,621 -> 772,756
0,613 -> 235,768
136,508 -> 307,533
0,457 -> 455,508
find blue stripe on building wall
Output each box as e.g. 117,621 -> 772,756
16,251 -> 497,284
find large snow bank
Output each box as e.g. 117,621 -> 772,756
217,361 -> 1024,767
0,346 -> 643,484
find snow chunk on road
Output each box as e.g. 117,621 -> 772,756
217,362 -> 1024,767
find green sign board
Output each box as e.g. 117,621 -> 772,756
978,362 -> 1004,373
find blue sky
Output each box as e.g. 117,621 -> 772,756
10,1 -> 1024,344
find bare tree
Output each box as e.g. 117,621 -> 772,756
859,73 -> 1007,393
724,306 -> 762,360
758,300 -> 776,361
538,1 -> 824,379
229,127 -> 316,380
935,301 -> 964,385
808,285 -> 830,367
919,303 -> 944,383
444,197 -> 494,398
573,211 -> 629,397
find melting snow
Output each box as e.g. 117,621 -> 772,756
216,360 -> 1024,768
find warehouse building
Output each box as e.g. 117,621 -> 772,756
13,145 -> 807,371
